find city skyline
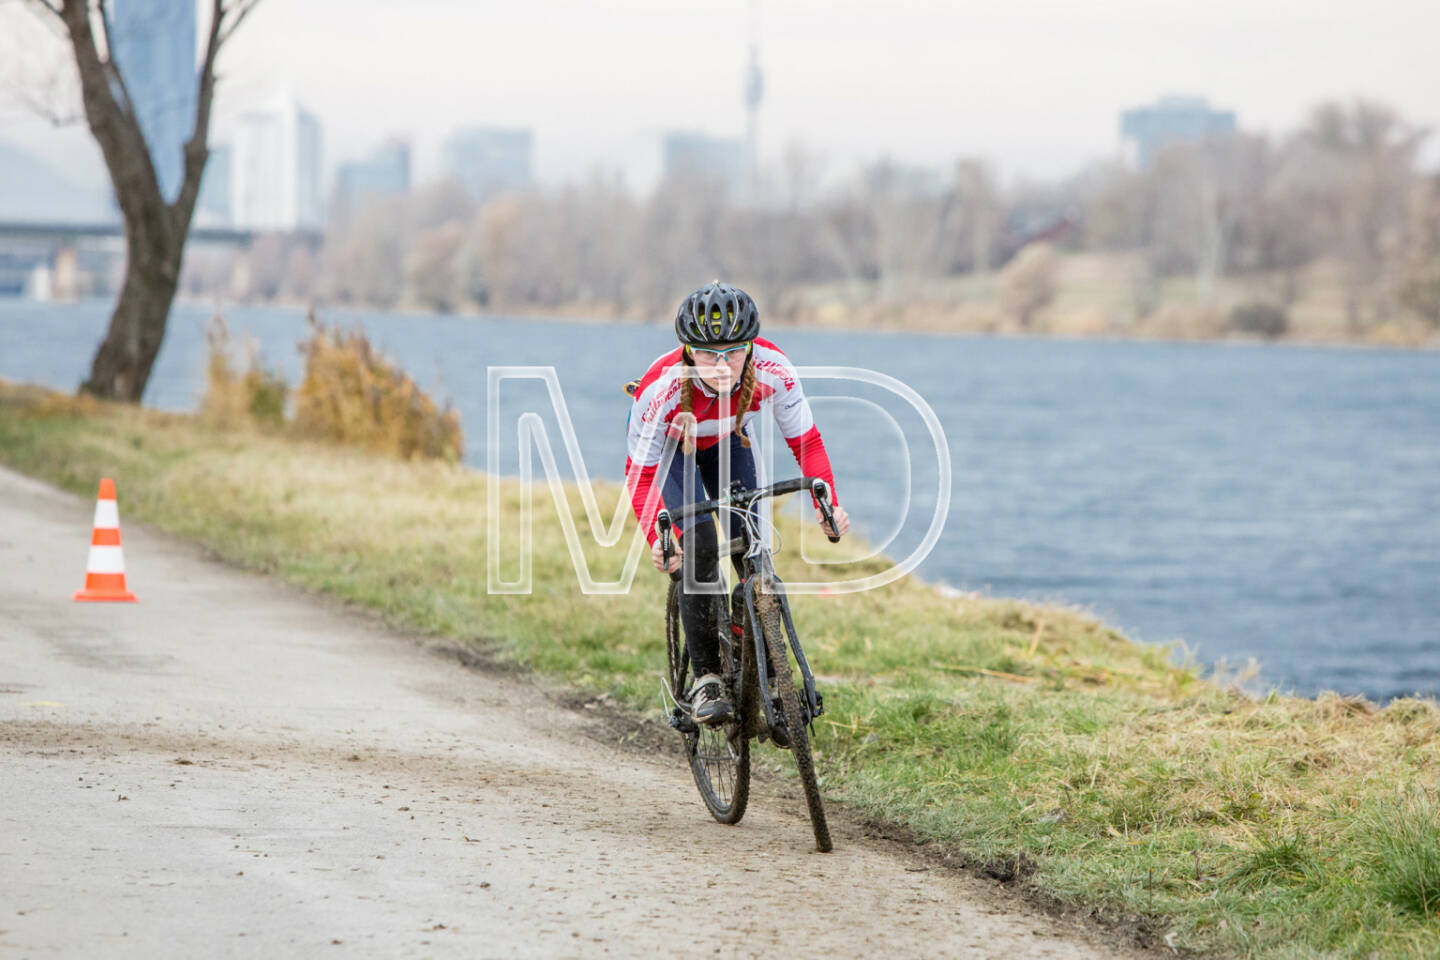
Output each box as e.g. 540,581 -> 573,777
203,0 -> 1440,187
2,0 -> 1439,209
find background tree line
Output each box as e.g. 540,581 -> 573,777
198,99 -> 1440,342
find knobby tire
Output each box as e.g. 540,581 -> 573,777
668,579 -> 750,824
755,586 -> 833,852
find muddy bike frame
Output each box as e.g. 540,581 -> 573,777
656,476 -> 839,742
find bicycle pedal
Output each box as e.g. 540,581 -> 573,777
765,701 -> 792,749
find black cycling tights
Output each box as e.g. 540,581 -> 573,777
660,429 -> 757,679
677,522 -> 744,677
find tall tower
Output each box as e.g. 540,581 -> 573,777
742,0 -> 764,201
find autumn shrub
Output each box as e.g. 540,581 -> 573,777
1136,303 -> 1226,340
201,313 -> 288,430
1228,301 -> 1289,338
999,242 -> 1059,329
293,311 -> 462,461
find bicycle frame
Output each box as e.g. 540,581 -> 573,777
660,475 -> 838,850
658,476 -> 835,736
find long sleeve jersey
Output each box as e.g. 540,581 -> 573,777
625,336 -> 839,546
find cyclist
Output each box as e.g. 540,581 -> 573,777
624,281 -> 850,725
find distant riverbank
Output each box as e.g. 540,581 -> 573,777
176,291 -> 1440,350
176,249 -> 1440,350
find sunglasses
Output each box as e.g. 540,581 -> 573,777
686,342 -> 752,364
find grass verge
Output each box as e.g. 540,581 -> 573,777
3,378 -> 1438,958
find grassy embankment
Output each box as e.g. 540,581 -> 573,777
2,378 -> 1438,959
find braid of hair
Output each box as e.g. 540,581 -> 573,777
733,355 -> 756,448
679,370 -> 696,455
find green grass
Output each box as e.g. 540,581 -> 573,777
3,378 -> 1439,958
1359,787 -> 1440,921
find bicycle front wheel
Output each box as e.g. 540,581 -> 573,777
690,723 -> 750,824
667,580 -> 750,824
754,585 -> 833,852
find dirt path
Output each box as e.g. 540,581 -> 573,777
0,465 -> 1142,958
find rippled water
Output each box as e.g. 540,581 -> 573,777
3,299 -> 1437,702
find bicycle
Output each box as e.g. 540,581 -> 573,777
657,475 -> 841,852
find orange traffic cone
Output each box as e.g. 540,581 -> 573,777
74,477 -> 138,603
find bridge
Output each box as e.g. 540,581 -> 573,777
0,220 -> 321,299
0,219 -> 261,246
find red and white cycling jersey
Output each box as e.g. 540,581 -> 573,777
624,336 -> 839,545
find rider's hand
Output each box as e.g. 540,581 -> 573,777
651,537 -> 683,574
816,503 -> 850,539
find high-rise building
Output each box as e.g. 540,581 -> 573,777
440,127 -> 532,203
109,0 -> 197,203
196,143 -> 231,226
331,138 -> 411,224
662,132 -> 744,195
1120,95 -> 1237,169
232,93 -> 323,231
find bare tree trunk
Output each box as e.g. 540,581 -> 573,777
1280,266 -> 1299,308
955,159 -> 993,274
25,0 -> 259,402
83,240 -> 181,400
1344,286 -> 1364,335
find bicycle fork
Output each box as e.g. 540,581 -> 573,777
741,573 -> 825,734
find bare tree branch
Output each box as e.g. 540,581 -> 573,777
2,5 -> 82,125
18,0 -> 62,19
174,0 -> 261,228
94,0 -> 136,119
9,0 -> 68,46
216,0 -> 261,48
171,0 -> 223,228
59,0 -> 164,231
11,83 -> 81,126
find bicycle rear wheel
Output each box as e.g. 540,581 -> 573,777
754,585 -> 833,852
667,580 -> 750,824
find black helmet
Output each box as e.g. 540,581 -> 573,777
674,281 -> 760,346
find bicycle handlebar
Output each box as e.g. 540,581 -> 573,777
654,476 -> 840,550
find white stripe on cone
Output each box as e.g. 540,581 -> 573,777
84,545 -> 127,574
93,500 -> 119,528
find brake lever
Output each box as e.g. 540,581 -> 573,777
656,510 -> 681,581
811,479 -> 842,544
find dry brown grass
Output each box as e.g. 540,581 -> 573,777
200,312 -> 288,430
293,310 -> 462,462
198,310 -> 463,462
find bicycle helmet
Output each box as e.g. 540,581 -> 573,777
674,281 -> 760,346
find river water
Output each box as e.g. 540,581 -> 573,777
3,298 -> 1437,702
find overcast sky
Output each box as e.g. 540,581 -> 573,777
3,0 -> 1438,193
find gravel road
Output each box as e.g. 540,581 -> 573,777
0,465 -> 1140,958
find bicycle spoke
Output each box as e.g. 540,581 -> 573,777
715,747 -> 730,800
